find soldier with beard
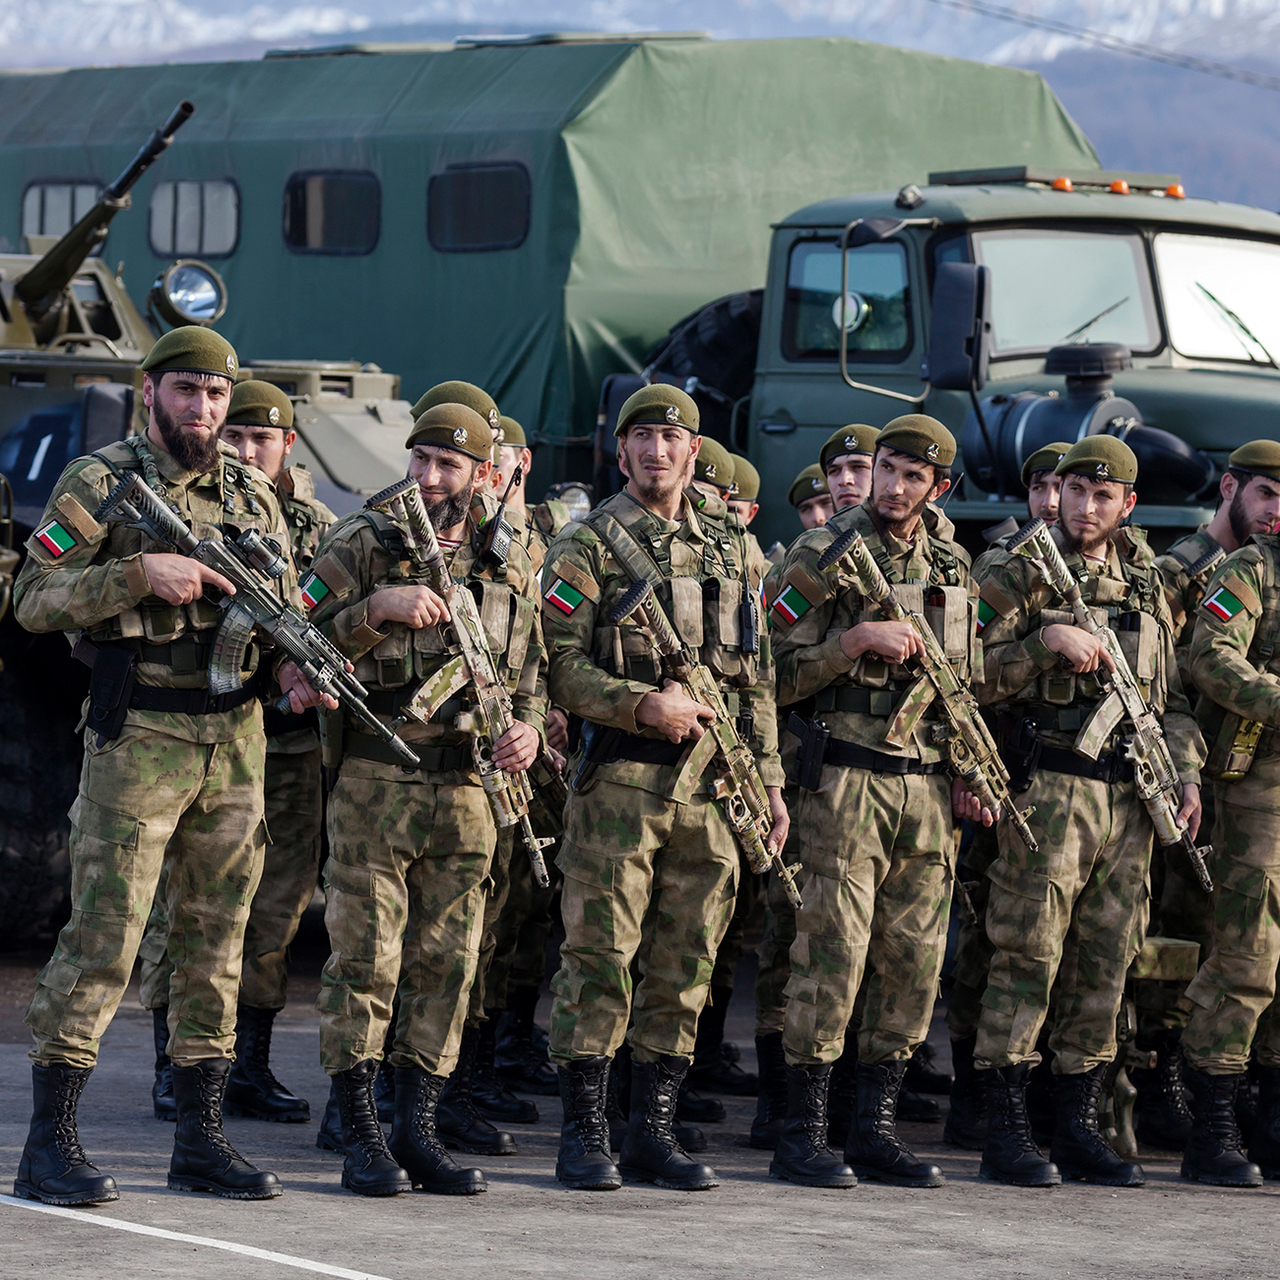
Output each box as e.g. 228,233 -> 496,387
12,327 -> 328,1205
971,436 -> 1203,1189
769,415 -> 974,1190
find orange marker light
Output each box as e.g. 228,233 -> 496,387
1110,179 -> 1131,194
1166,182 -> 1186,198
1052,176 -> 1073,192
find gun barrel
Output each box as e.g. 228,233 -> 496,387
104,101 -> 195,200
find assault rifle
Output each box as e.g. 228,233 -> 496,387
364,477 -> 555,888
1006,517 -> 1213,892
814,525 -> 1038,852
610,579 -> 804,909
93,471 -> 420,766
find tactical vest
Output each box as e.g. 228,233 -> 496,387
1163,529 -> 1221,633
279,468 -> 332,573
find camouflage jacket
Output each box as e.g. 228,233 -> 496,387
541,487 -> 784,793
770,501 -> 975,762
306,490 -> 546,764
975,524 -> 1201,780
509,505 -> 547,577
14,434 -> 295,744
533,497 -> 571,543
1155,525 -> 1224,694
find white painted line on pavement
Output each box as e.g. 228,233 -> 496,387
0,1193 -> 397,1280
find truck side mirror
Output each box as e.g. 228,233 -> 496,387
929,262 -> 991,392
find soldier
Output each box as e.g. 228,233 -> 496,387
308,400 -> 546,1197
690,437 -> 735,506
945,442 -> 1069,1150
542,384 -> 788,1192
12,327 -> 328,1205
1180,439 -> 1280,1187
971,436 -> 1202,1188
137,380 -> 335,1125
770,415 -> 970,1190
790,464 -> 834,532
820,424 -> 877,513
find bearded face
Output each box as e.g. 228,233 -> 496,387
152,394 -> 221,474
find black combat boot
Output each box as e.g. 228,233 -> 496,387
495,985 -> 558,1096
826,1043 -> 856,1146
1181,1068 -> 1263,1186
316,1078 -> 343,1153
844,1060 -> 944,1187
168,1059 -> 283,1199
472,1015 -> 538,1124
330,1061 -> 410,1196
769,1065 -> 857,1188
676,1076 -> 725,1123
556,1057 -> 623,1190
749,1032 -> 789,1150
152,1006 -> 176,1121
14,1064 -> 119,1206
689,985 -> 757,1096
619,1055 -> 719,1190
904,1041 -> 953,1096
979,1064 -> 1061,1187
389,1067 -> 486,1194
225,1005 -> 310,1123
373,1022 -> 396,1122
1051,1066 -> 1144,1186
1131,1030 -> 1193,1151
437,1025 -> 517,1156
606,1041 -> 704,1152
1248,1065 -> 1280,1179
943,1035 -> 987,1150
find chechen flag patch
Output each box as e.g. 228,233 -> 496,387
35,520 -> 76,558
300,572 -> 331,610
1204,585 -> 1245,623
771,582 -> 812,626
976,599 -> 996,632
545,578 -> 585,615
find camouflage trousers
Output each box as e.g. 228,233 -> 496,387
318,761 -> 495,1077
487,831 -> 557,1004
28,719 -> 266,1068
138,745 -> 324,1012
1182,767 -> 1280,1073
467,827 -> 514,1023
549,778 -> 739,1066
975,772 -> 1152,1075
783,767 -> 956,1068
755,786 -> 802,1037
945,822 -> 999,1041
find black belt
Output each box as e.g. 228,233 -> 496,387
365,687 -> 466,724
344,731 -> 470,773
263,705 -> 318,738
823,736 -> 946,776
128,681 -> 261,715
1017,703 -> 1102,735
1035,742 -> 1134,785
814,686 -> 911,717
603,734 -> 687,767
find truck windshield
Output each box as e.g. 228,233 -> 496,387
971,228 -> 1159,356
1154,233 -> 1280,365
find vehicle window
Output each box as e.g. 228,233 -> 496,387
21,182 -> 101,250
1155,233 -> 1280,364
427,164 -> 531,252
971,228 -> 1158,356
150,180 -> 239,257
284,171 -> 380,255
782,240 -> 911,361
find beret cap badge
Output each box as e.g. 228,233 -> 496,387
926,443 -> 940,461
487,408 -> 500,428
666,405 -> 680,424
1096,462 -> 1110,479
226,354 -> 236,374
268,406 -> 280,425
705,463 -> 716,479
454,427 -> 468,445
812,477 -> 822,490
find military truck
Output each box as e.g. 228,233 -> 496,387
629,165 -> 1280,551
0,107 -> 415,944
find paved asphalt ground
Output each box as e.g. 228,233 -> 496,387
1,914 -> 1278,1280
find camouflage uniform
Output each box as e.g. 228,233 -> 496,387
138,464 -> 335,1013
972,526 -> 1202,1074
14,435 -> 294,1067
543,488 -> 783,1065
309,492 -> 545,1076
772,501 -> 974,1067
1182,538 -> 1280,1072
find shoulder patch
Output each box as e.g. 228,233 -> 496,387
32,518 -> 78,559
977,579 -> 1018,631
770,563 -> 827,628
300,553 -> 356,610
544,577 -> 587,615
1201,572 -> 1262,624
549,558 -> 600,604
54,492 -> 102,541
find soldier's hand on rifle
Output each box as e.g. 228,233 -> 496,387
491,720 -> 540,772
546,707 -> 569,752
278,660 -> 340,713
765,786 -> 790,854
368,584 -> 450,630
1177,781 -> 1203,841
952,777 -> 1000,826
636,679 -> 716,743
1042,624 -> 1115,675
142,553 -> 236,605
838,619 -> 925,665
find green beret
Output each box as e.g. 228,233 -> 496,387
140,325 -> 237,380
820,424 -> 878,472
694,437 -> 735,492
496,416 -> 526,449
788,463 -> 829,508
615,384 -> 699,436
1055,435 -> 1138,485
730,454 -> 760,502
406,403 -> 494,462
876,414 -> 956,468
1228,439 -> 1280,483
1021,441 -> 1071,489
227,380 -> 293,430
411,381 -> 500,435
